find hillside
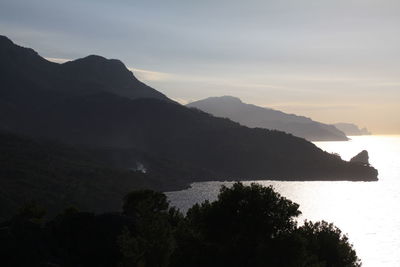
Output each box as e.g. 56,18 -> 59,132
0,131 -> 215,221
0,35 -> 378,193
0,131 -> 151,221
187,96 -> 348,141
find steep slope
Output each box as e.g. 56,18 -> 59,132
0,131 -> 213,221
0,36 -> 377,183
187,96 -> 348,141
0,131 -> 152,221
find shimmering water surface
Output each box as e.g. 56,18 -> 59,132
166,136 -> 400,267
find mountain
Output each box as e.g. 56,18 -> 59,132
0,35 -> 169,101
0,35 -> 378,192
334,123 -> 371,136
187,96 -> 348,141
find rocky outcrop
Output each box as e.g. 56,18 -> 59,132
350,150 -> 369,165
334,123 -> 371,136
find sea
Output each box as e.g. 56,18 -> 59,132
166,135 -> 400,267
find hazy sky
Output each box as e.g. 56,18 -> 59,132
1,0 -> 399,133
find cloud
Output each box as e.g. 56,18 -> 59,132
128,68 -> 173,81
45,57 -> 70,64
365,82 -> 400,88
170,97 -> 190,105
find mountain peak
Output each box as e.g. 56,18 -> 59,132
66,54 -> 127,69
61,54 -> 134,84
194,96 -> 243,104
0,35 -> 46,65
0,35 -> 14,46
0,35 -> 170,102
80,54 -> 108,62
217,95 -> 243,102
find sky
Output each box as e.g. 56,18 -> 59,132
1,0 -> 399,133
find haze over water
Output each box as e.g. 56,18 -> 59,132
167,135 -> 400,267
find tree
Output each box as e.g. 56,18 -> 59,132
176,182 -> 302,266
297,220 -> 361,267
1,184 -> 361,267
123,190 -> 170,217
120,190 -> 179,267
172,182 -> 361,267
1,202 -> 46,266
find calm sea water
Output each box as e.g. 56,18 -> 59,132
166,135 -> 400,267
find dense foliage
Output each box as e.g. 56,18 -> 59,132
0,131 -> 196,221
1,183 -> 361,267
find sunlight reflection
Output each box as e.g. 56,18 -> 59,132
167,136 -> 400,267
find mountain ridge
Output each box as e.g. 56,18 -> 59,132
0,35 -> 170,101
0,35 -> 378,219
187,96 -> 348,141
0,35 -> 378,181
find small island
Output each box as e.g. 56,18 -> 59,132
350,150 -> 370,165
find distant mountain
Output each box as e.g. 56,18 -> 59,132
187,96 -> 348,141
334,123 -> 371,136
0,35 -> 378,198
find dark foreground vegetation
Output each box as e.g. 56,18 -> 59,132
1,183 -> 360,267
0,131 -> 212,221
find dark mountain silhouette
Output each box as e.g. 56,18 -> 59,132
334,123 -> 371,136
0,35 -> 169,101
187,96 -> 348,141
0,35 -> 378,192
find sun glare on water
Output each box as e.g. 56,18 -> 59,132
167,136 -> 400,267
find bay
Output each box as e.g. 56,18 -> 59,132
166,135 -> 400,267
